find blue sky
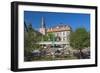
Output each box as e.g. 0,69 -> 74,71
24,11 -> 90,31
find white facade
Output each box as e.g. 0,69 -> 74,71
54,31 -> 70,42
47,25 -> 71,43
39,17 -> 71,44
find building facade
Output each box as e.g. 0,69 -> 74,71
39,17 -> 71,43
47,25 -> 71,42
39,17 -> 46,35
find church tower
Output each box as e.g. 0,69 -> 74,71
39,17 -> 46,35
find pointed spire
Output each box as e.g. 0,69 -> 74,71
41,17 -> 46,28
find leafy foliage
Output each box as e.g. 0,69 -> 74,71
24,23 -> 42,56
47,33 -> 55,41
70,28 -> 90,50
69,28 -> 90,59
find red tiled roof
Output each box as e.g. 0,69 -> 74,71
47,25 -> 71,32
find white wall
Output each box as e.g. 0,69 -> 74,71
0,0 -> 99,73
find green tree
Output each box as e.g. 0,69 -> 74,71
42,35 -> 49,41
24,23 -> 42,57
70,28 -> 90,58
47,32 -> 55,41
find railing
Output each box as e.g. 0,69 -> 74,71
38,41 -> 69,45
